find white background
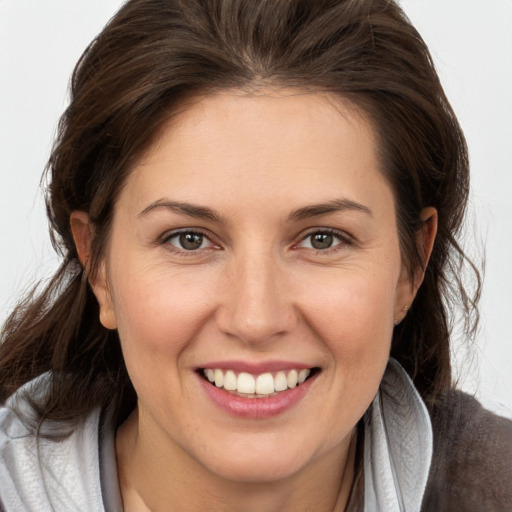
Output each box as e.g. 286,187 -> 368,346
1,1 -> 511,413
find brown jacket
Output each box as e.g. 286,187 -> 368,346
422,391 -> 512,511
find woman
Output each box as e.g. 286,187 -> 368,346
0,1 -> 510,511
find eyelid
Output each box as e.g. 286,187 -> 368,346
293,227 -> 354,251
160,227 -> 221,253
157,226 -> 353,255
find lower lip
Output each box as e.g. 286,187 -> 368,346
198,373 -> 318,419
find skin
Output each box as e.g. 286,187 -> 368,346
71,90 -> 436,512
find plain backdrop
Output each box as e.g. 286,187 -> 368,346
1,0 -> 511,414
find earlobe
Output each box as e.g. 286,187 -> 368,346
97,285 -> 118,330
93,260 -> 118,330
70,211 -> 117,330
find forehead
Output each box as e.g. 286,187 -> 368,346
121,89 -> 392,217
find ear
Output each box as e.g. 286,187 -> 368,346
415,207 -> 438,286
394,207 -> 438,324
70,211 -> 117,330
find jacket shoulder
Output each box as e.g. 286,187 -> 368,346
422,390 -> 512,511
0,375 -> 105,511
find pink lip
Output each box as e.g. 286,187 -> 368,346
199,360 -> 314,374
197,370 -> 318,419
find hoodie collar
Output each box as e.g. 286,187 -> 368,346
363,358 -> 433,512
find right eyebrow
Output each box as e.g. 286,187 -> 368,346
138,199 -> 225,223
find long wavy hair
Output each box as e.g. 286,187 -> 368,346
0,0 -> 480,425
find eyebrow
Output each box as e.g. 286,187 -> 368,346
287,199 -> 372,222
138,197 -> 372,223
138,199 -> 224,223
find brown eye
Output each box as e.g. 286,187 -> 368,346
296,229 -> 348,252
180,233 -> 204,250
166,231 -> 213,251
310,233 -> 334,250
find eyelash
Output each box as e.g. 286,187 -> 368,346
295,228 -> 353,254
159,227 -> 353,256
160,228 -> 219,256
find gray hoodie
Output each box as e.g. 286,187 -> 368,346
1,360 -> 510,511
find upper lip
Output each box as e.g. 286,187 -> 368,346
198,360 -> 316,374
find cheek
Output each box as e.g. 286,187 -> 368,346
108,262 -> 218,360
298,266 -> 399,387
302,268 -> 398,341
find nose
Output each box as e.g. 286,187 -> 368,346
215,248 -> 297,346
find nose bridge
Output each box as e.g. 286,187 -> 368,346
217,244 -> 295,344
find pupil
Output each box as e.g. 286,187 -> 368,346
311,233 -> 333,250
180,233 -> 203,250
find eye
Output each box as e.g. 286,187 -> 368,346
296,229 -> 348,251
164,231 -> 215,251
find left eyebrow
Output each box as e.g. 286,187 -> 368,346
287,199 -> 373,222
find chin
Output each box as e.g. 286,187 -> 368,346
205,455 -> 306,484
190,432 -> 330,484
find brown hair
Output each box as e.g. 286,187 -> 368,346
0,0 -> 479,424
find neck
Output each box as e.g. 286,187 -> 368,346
116,408 -> 357,512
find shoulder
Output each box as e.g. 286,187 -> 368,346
0,376 -> 104,511
0,379 -> 48,509
422,390 -> 512,512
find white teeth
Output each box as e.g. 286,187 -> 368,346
274,371 -> 288,392
298,369 -> 310,384
214,369 -> 224,388
203,367 -> 313,396
223,370 -> 237,391
237,372 -> 256,394
255,373 -> 274,395
287,369 -> 299,388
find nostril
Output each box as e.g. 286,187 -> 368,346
214,273 -> 297,344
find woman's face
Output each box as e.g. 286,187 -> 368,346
93,90 -> 416,482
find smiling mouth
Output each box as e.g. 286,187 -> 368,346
199,368 -> 320,398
